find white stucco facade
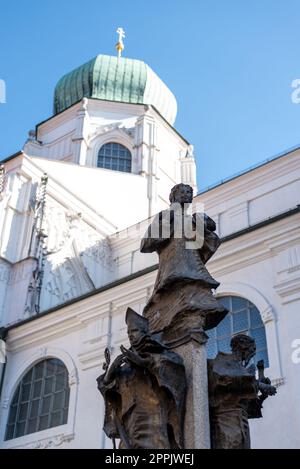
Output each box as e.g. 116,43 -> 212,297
0,57 -> 299,449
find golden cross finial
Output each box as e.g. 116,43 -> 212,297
116,27 -> 125,58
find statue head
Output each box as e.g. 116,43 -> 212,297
125,308 -> 149,347
230,334 -> 256,366
169,183 -> 193,205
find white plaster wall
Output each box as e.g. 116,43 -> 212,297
249,179 -> 300,225
197,149 -> 300,238
0,260 -> 11,323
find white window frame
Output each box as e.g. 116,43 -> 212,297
0,347 -> 78,449
87,129 -> 137,173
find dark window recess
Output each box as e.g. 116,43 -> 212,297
206,296 -> 269,367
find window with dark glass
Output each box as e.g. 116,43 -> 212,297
206,296 -> 269,367
97,142 -> 132,173
5,358 -> 70,440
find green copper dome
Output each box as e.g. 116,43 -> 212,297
54,55 -> 177,125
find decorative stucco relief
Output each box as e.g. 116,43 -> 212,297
7,432 -> 75,449
39,200 -> 114,311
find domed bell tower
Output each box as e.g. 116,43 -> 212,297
23,35 -> 197,228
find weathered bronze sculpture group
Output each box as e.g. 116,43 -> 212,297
97,184 -> 276,449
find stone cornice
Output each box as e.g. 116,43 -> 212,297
3,210 -> 299,349
197,151 -> 300,210
5,271 -> 156,351
209,213 -> 300,276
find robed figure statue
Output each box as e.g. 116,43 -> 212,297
97,308 -> 186,449
140,183 -> 227,341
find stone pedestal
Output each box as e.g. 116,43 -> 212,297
173,339 -> 210,449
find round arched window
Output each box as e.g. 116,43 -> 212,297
206,296 -> 269,367
5,358 -> 70,440
97,142 -> 132,173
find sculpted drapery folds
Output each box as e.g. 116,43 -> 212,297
208,334 -> 277,449
140,183 -> 227,340
97,183 -> 277,449
97,308 -> 186,449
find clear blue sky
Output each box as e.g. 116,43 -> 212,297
1,0 -> 300,189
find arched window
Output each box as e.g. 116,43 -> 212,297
97,142 -> 132,173
5,358 -> 70,440
206,296 -> 269,367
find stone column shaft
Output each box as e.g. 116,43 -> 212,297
174,340 -> 210,449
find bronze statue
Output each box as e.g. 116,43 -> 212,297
208,334 -> 277,449
140,183 -> 227,342
97,308 -> 186,449
97,183 -> 277,449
